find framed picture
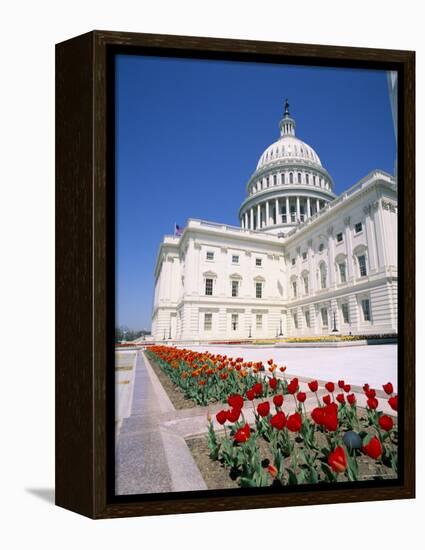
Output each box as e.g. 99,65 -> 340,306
55,30 -> 415,519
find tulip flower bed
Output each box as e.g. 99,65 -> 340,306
145,345 -> 288,407
201,380 -> 398,488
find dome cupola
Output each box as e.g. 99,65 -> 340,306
239,100 -> 336,235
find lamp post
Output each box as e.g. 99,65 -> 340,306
168,320 -> 172,340
163,328 -> 166,341
279,318 -> 283,337
248,325 -> 252,339
332,309 -> 338,333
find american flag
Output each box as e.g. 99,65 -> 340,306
174,223 -> 183,236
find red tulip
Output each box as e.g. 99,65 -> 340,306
252,382 -> 263,397
347,393 -> 356,406
234,423 -> 251,443
365,388 -> 376,399
322,404 -> 338,431
363,383 -> 370,392
273,394 -> 284,407
246,389 -> 255,401
269,377 -> 278,390
336,393 -> 345,404
328,446 -> 348,473
297,391 -> 307,403
257,401 -> 270,417
379,414 -> 394,431
388,395 -> 398,411
287,378 -> 299,394
286,412 -> 303,432
227,393 -> 244,410
325,382 -> 335,393
343,384 -> 351,393
338,380 -> 345,389
270,411 -> 286,430
216,410 -> 227,425
311,407 -> 325,425
323,395 -> 332,406
362,436 -> 382,459
367,397 -> 379,410
383,382 -> 394,395
226,407 -> 241,423
267,358 -> 274,365
308,380 -> 318,392
267,464 -> 278,478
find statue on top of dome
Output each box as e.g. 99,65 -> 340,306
284,98 -> 290,116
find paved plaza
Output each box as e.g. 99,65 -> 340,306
180,344 -> 397,391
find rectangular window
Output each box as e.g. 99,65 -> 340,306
354,222 -> 363,233
302,252 -> 307,260
231,280 -> 239,297
336,232 -> 343,243
231,313 -> 238,331
255,282 -> 263,298
321,308 -> 328,327
204,313 -> 212,331
292,281 -> 297,298
205,278 -> 213,296
341,303 -> 350,324
338,262 -> 347,283
361,299 -> 371,321
293,311 -> 298,329
232,255 -> 239,264
303,276 -> 309,294
291,258 -> 296,266
305,310 -> 310,327
358,255 -> 367,277
256,314 -> 263,329
255,258 -> 262,267
206,251 -> 214,261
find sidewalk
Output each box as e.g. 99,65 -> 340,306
115,351 -> 207,495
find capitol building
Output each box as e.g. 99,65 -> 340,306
151,100 -> 398,342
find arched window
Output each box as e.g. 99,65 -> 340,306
301,271 -> 309,295
297,172 -> 302,183
319,262 -> 327,289
289,172 -> 293,184
335,254 -> 347,284
353,245 -> 368,278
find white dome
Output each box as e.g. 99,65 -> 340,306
256,135 -> 322,170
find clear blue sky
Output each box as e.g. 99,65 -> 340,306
115,55 -> 396,330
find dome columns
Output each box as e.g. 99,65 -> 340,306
241,195 -> 327,231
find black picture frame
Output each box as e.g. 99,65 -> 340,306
56,30 -> 415,519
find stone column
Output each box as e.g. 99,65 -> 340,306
307,196 -> 311,218
266,200 -> 270,227
286,197 -> 290,224
344,216 -> 354,281
296,196 -> 300,223
316,198 -> 320,213
307,239 -> 315,293
363,203 -> 378,273
257,203 -> 261,229
250,208 -> 254,230
244,212 -> 248,229
275,198 -> 279,224
327,226 -> 336,287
